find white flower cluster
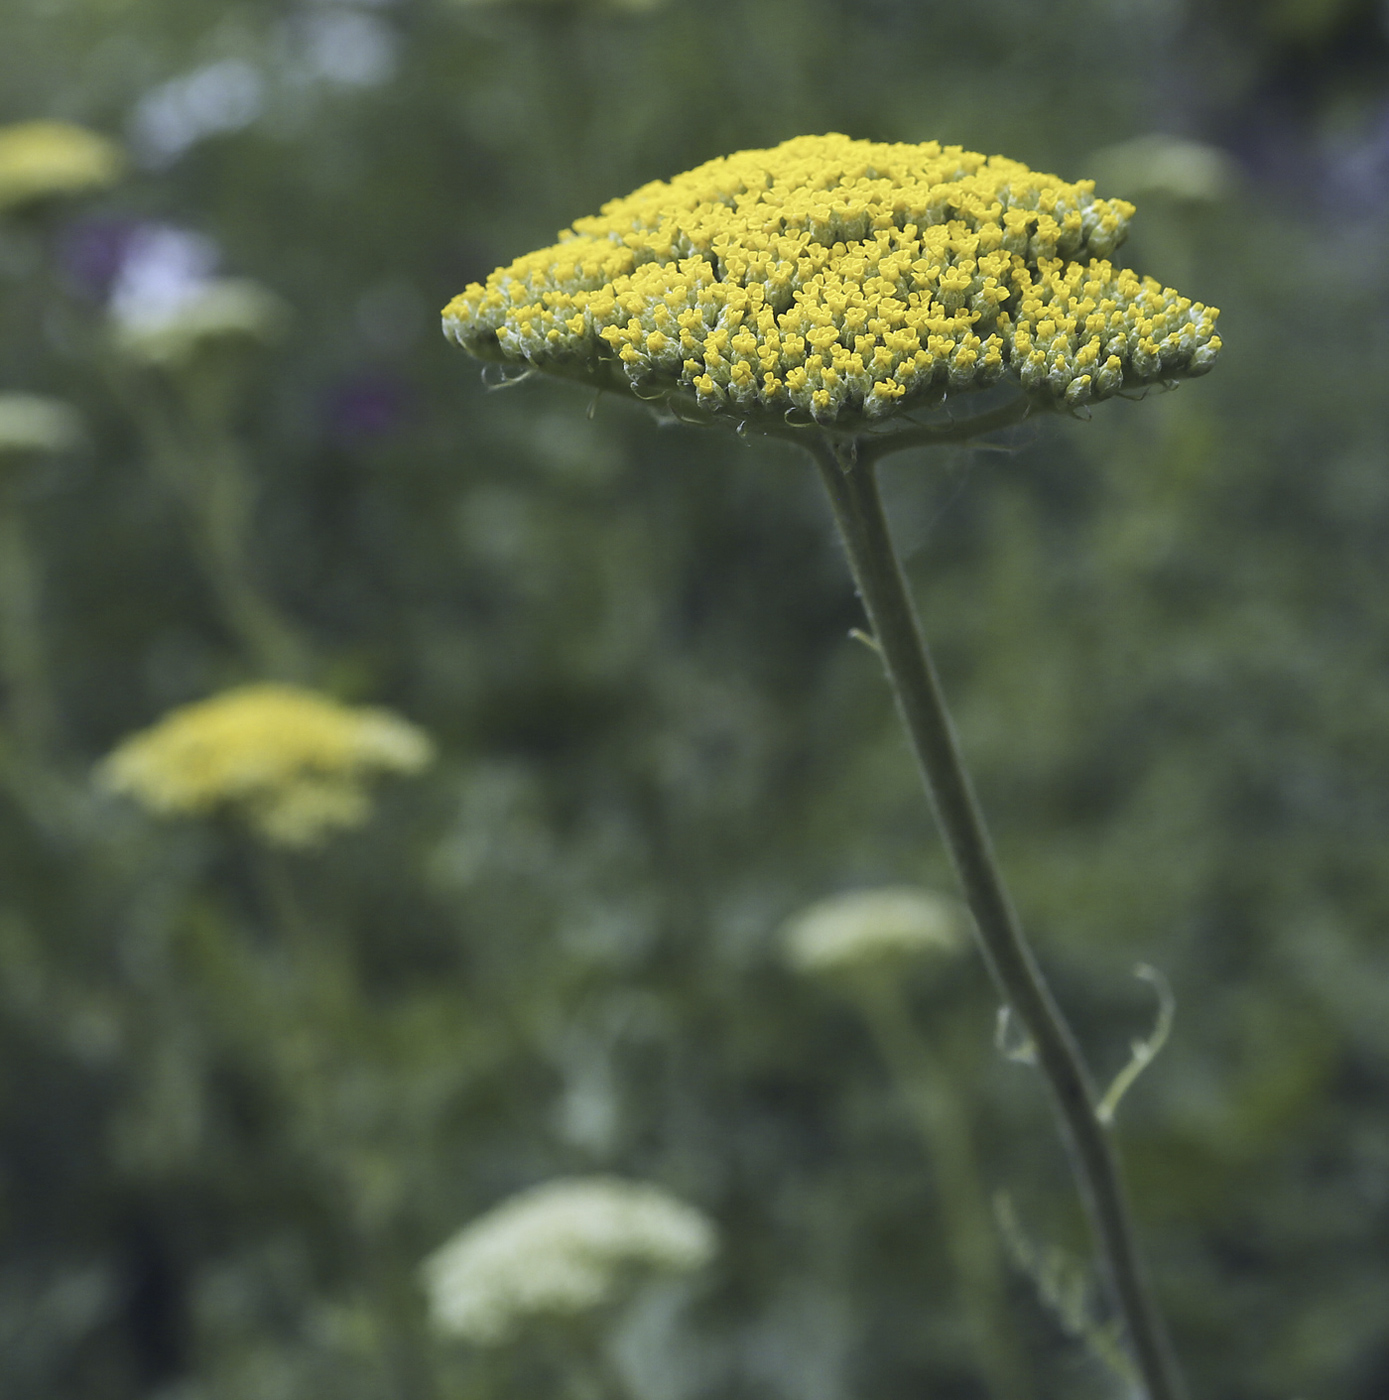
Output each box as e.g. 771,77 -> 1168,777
108,225 -> 285,368
783,886 -> 967,977
0,393 -> 83,463
421,1175 -> 716,1344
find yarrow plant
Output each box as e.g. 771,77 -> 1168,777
446,134 -> 1222,1400
112,276 -> 287,368
0,392 -> 83,467
98,683 -> 434,847
0,121 -> 124,214
445,133 -> 1218,437
783,883 -> 965,977
421,1175 -> 716,1344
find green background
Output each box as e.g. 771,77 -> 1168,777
2,1 -> 1388,1397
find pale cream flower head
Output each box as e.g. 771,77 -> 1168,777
112,279 -> 288,368
0,393 -> 83,466
453,0 -> 665,10
0,121 -> 124,213
1085,134 -> 1238,206
421,1175 -> 716,1344
98,683 -> 434,847
783,885 -> 968,977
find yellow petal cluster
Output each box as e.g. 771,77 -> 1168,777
0,121 -> 124,213
98,684 -> 434,847
444,134 -> 1221,428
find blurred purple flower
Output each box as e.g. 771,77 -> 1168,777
325,372 -> 410,442
57,219 -> 223,323
1323,100 -> 1389,213
57,217 -> 144,299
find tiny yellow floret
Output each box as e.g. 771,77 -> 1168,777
98,684 -> 434,847
0,121 -> 124,213
444,134 -> 1220,429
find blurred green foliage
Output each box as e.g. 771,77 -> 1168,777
2,1 -> 1389,1398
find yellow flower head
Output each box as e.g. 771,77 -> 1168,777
0,121 -> 125,213
444,134 -> 1221,431
98,683 -> 434,847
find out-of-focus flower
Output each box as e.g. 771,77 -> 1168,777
326,372 -> 410,441
295,8 -> 398,86
58,217 -> 144,300
108,225 -> 219,319
114,278 -> 287,366
421,1176 -> 716,1344
104,224 -> 287,367
1085,135 -> 1238,205
97,683 -> 434,847
0,121 -> 124,213
782,886 -> 966,977
453,0 -> 665,10
130,60 -> 265,167
444,133 -> 1221,430
0,393 -> 84,465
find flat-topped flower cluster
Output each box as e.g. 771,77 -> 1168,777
422,1176 -> 716,1344
444,134 -> 1221,429
98,683 -> 433,847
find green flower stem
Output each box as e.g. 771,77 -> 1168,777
0,494 -> 55,752
253,843 -> 315,951
855,974 -> 1033,1400
809,435 -> 1185,1400
551,1317 -> 634,1400
110,368 -> 308,680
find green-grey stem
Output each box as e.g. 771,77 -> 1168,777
809,435 -> 1185,1400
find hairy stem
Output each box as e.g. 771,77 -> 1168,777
810,437 -> 1185,1400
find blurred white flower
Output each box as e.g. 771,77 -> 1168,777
108,225 -> 219,328
107,225 -> 285,366
298,9 -> 397,86
131,59 -> 265,166
114,279 -> 287,366
782,886 -> 967,977
421,1176 -> 716,1344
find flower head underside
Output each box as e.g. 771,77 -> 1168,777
444,134 -> 1221,435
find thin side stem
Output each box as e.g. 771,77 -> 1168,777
810,437 -> 1185,1400
856,975 -> 1033,1400
0,498 -> 56,752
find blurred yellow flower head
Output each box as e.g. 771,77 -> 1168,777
783,885 -> 967,977
98,683 -> 434,846
444,133 -> 1221,430
0,121 -> 124,213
